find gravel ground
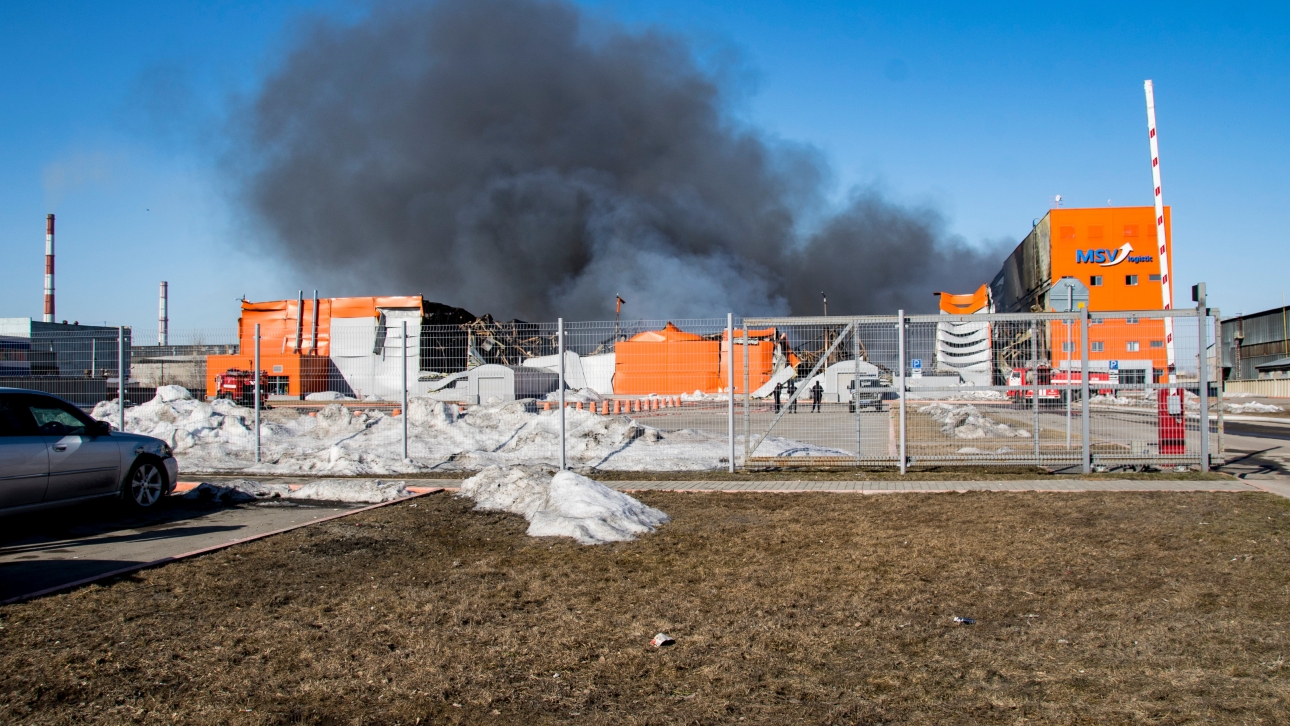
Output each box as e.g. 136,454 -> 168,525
2,490 -> 1288,724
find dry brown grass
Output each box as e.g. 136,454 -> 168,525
3,490 -> 1289,724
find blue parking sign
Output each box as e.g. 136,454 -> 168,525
911,359 -> 922,370
1108,360 -> 1119,370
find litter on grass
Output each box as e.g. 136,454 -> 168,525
651,633 -> 676,647
952,617 -> 976,625
458,466 -> 669,545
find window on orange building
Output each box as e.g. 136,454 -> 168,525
1150,340 -> 1164,348
1060,226 -> 1076,239
1126,341 -> 1140,352
1090,275 -> 1103,286
1123,225 -> 1139,237
1126,316 -> 1139,324
1126,275 -> 1138,286
1149,274 -> 1161,281
1062,342 -> 1075,352
1092,342 -> 1105,352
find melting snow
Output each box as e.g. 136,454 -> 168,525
459,466 -> 669,544
91,387 -> 828,474
919,403 -> 1030,439
181,478 -> 410,503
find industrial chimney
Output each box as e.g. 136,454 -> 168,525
43,214 -> 55,323
158,281 -> 169,345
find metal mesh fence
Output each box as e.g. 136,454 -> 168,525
2,309 -> 1223,473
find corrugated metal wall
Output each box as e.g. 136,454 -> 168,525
1221,306 -> 1290,379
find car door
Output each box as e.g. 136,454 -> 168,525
23,394 -> 122,502
0,394 -> 48,509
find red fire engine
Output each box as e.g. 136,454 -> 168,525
213,369 -> 268,407
1006,365 -> 1114,406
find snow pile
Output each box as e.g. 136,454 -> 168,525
952,389 -> 1009,401
1089,394 -> 1147,407
680,390 -> 731,402
182,479 -> 288,503
919,403 -> 1030,439
306,391 -> 356,401
182,478 -> 410,503
543,387 -> 603,403
1088,391 -> 1284,414
91,387 -> 832,474
459,466 -> 669,544
1226,401 -> 1283,414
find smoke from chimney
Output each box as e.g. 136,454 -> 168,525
229,0 -> 1006,320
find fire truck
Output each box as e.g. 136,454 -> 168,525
1006,365 -> 1115,406
213,369 -> 269,407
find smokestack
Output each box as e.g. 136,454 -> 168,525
43,214 -> 54,323
158,281 -> 169,345
311,290 -> 319,354
295,290 -> 304,353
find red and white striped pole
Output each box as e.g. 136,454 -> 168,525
1144,80 -> 1176,382
43,214 -> 55,323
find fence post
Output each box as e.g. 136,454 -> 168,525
854,319 -> 861,465
117,326 -> 126,433
727,313 -> 735,473
558,318 -> 565,471
1031,324 -> 1040,464
254,323 -> 261,464
1196,285 -> 1209,472
1212,308 -> 1223,461
743,322 -> 751,463
1066,317 -> 1073,450
897,309 -> 906,475
1080,308 -> 1091,474
402,320 -> 409,462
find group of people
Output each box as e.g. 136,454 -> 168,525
772,379 -> 825,413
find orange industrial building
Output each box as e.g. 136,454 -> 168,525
205,295 -> 441,398
612,323 -> 790,396
207,296 -> 790,399
941,205 -> 1176,380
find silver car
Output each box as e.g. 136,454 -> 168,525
0,388 -> 179,515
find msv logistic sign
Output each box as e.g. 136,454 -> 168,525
1075,243 -> 1154,267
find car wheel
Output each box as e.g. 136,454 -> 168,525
124,457 -> 168,510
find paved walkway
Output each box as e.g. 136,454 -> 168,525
606,479 -> 1262,494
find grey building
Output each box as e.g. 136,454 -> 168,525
1221,306 -> 1290,381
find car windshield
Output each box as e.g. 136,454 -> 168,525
26,396 -> 92,436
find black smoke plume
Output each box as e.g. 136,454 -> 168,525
230,0 -> 1005,320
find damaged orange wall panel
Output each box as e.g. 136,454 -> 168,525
717,329 -> 778,394
614,323 -> 722,395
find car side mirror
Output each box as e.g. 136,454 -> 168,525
92,420 -> 113,436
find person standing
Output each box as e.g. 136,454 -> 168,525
810,380 -> 824,413
772,382 -> 783,413
786,379 -> 798,413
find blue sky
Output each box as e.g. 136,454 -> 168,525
1,1 -> 1286,332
